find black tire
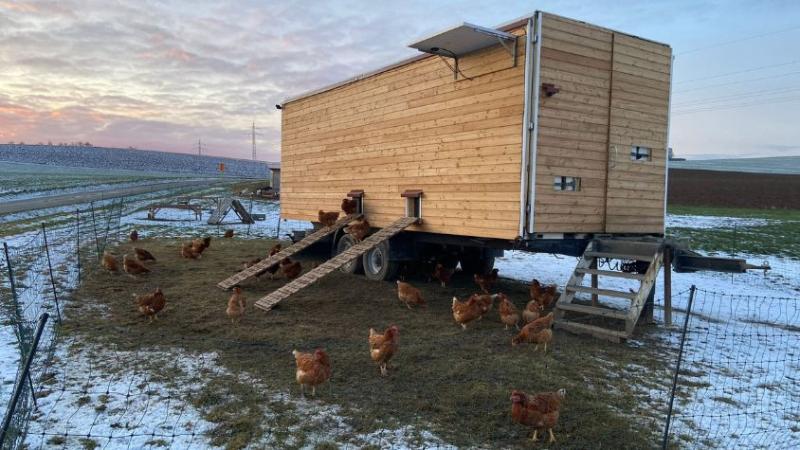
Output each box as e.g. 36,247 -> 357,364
363,240 -> 400,281
459,248 -> 495,275
336,234 -> 363,274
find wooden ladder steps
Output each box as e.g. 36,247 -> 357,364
254,216 -> 419,312
216,213 -> 361,290
584,251 -> 654,262
556,303 -> 629,320
555,321 -> 629,343
574,268 -> 645,280
566,286 -> 636,299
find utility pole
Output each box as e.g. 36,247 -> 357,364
197,138 -> 202,156
252,122 -> 256,160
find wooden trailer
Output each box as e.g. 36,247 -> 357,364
222,12 -> 706,341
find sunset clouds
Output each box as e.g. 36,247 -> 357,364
1,1 -> 798,160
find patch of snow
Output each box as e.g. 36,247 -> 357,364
666,214 -> 771,230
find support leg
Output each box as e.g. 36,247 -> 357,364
548,428 -> 556,443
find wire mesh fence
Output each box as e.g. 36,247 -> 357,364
662,288 -> 800,449
2,197 -> 798,449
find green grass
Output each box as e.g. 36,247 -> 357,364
61,238 -> 678,449
667,205 -> 800,258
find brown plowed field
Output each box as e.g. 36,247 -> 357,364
668,169 -> 800,209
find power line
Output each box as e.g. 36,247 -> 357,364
672,95 -> 800,115
673,70 -> 800,94
671,86 -> 800,107
676,24 -> 800,56
674,60 -> 799,84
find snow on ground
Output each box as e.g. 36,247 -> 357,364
666,214 -> 774,230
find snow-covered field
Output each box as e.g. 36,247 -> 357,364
2,199 -> 798,449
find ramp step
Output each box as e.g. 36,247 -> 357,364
574,268 -> 645,280
566,286 -> 636,299
254,216 -> 419,312
556,303 -> 629,320
217,214 -> 362,289
555,320 -> 628,343
584,251 -> 653,262
230,200 -> 255,224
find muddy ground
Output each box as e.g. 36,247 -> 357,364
668,168 -> 800,209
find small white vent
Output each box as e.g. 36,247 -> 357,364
631,146 -> 651,161
553,176 -> 581,192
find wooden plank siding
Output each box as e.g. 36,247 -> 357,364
533,13 -> 670,234
280,25 -> 528,240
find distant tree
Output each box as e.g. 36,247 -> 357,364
47,140 -> 52,145
7,141 -> 13,145
38,142 -> 43,145
19,141 -> 24,145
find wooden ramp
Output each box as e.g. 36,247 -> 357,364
554,239 -> 664,343
254,216 -> 419,312
208,198 -> 255,225
217,214 -> 361,289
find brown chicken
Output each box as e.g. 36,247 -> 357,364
280,258 -> 302,280
510,389 -> 566,443
226,287 -> 246,324
101,251 -> 118,272
474,268 -> 499,293
292,348 -> 332,396
123,254 -> 150,276
224,229 -> 234,238
522,300 -> 544,323
498,293 -> 520,330
432,263 -> 453,287
181,242 -> 201,259
134,247 -> 156,262
452,295 -> 482,330
512,312 -> 555,351
368,325 -> 399,376
341,197 -> 358,215
318,210 -> 340,227
129,229 -> 138,242
473,293 -> 496,318
191,237 -> 209,255
263,244 -> 283,279
345,218 -> 371,241
242,257 -> 262,270
530,279 -> 558,309
396,280 -> 426,309
135,287 -> 165,322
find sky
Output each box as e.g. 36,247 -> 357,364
0,0 -> 798,161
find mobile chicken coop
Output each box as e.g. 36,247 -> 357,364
219,12 -> 756,341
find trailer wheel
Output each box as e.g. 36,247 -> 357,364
459,249 -> 495,275
363,241 -> 399,281
336,234 -> 363,274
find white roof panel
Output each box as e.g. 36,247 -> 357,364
408,22 -> 516,57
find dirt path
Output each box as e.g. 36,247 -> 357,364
0,179 -> 224,215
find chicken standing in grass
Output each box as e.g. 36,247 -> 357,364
510,389 -> 566,443
123,254 -> 149,276
432,263 -> 453,287
512,312 -> 555,351
498,293 -> 520,330
134,247 -> 156,262
452,295 -> 482,330
368,325 -> 399,376
261,244 -> 283,279
396,280 -> 425,309
292,348 -> 332,396
280,258 -> 302,280
181,242 -> 201,259
473,293 -> 497,318
191,236 -> 211,255
101,251 -> 118,272
522,300 -> 543,323
474,268 -> 499,293
530,279 -> 558,309
135,288 -> 165,322
226,287 -> 246,324
129,229 -> 138,242
224,229 -> 234,238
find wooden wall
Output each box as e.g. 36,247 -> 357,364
533,13 -> 671,234
280,25 -> 527,240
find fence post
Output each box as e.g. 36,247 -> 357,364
76,209 -> 81,285
41,223 -> 62,323
2,242 -> 27,354
0,313 -> 49,447
661,285 -> 696,450
664,249 -> 672,326
90,201 -> 100,258
275,217 -> 282,240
